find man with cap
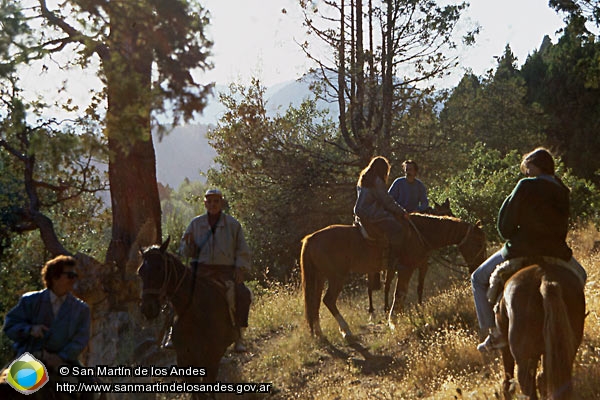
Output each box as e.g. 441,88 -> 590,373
179,188 -> 252,352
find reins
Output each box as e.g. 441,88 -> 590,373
141,250 -> 189,301
407,216 -> 483,274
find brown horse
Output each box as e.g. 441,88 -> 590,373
495,261 -> 586,400
137,238 -> 236,398
301,214 -> 486,338
367,198 -> 455,313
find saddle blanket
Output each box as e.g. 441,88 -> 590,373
487,256 -> 586,304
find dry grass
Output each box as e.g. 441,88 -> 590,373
214,225 -> 600,399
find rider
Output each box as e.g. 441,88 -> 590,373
354,156 -> 408,255
179,188 -> 252,352
471,147 -> 587,352
388,159 -> 429,213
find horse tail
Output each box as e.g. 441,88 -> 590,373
301,234 -> 323,336
541,276 -> 577,399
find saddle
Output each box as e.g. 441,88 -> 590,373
194,264 -> 252,327
487,256 -> 586,304
354,217 -> 389,270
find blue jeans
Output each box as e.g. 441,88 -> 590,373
471,249 -> 504,332
471,249 -> 588,333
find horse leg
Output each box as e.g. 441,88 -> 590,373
516,357 -> 539,400
416,260 -> 428,304
500,347 -> 516,399
323,275 -> 353,339
384,268 -> 394,312
367,272 -> 376,315
388,266 -> 414,330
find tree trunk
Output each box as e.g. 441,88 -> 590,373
103,16 -> 162,275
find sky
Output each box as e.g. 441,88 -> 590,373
199,0 -> 566,88
16,0 -> 567,117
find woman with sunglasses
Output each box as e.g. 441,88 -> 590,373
3,255 -> 91,373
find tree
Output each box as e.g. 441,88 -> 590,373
0,82 -> 107,257
207,80 -> 353,275
0,0 -> 213,271
440,45 -> 547,171
299,0 -> 477,165
521,21 -> 600,182
549,0 -> 600,32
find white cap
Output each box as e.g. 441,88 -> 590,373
204,188 -> 223,198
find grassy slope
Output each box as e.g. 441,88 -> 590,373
217,225 -> 600,399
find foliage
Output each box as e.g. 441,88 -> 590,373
159,179 -> 207,254
520,22 -> 600,183
430,144 -> 520,241
431,144 -> 600,242
0,0 -> 215,269
207,79 -> 355,277
440,45 -> 547,175
299,0 -> 478,164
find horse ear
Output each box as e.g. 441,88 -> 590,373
160,236 -> 171,252
443,198 -> 450,207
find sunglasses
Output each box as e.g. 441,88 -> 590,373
62,271 -> 79,279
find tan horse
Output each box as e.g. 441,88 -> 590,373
301,214 -> 486,338
367,198 -> 455,313
495,261 -> 586,399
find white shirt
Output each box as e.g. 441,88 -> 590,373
49,290 -> 66,317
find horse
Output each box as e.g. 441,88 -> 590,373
366,198 -> 455,313
301,213 -> 486,338
495,260 -> 586,399
137,238 -> 236,397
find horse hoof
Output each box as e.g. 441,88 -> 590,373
388,319 -> 397,331
340,331 -> 357,343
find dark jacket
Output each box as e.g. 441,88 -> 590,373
3,289 -> 90,362
498,175 -> 572,261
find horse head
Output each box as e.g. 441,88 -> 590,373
457,224 -> 487,272
430,198 -> 453,217
137,237 -> 171,319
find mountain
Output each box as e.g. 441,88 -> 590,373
154,76 -> 338,188
153,124 -> 216,188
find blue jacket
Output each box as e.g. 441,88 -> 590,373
388,177 -> 429,212
3,289 -> 90,362
354,177 -> 406,223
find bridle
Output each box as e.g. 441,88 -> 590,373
140,250 -> 188,302
408,217 -> 486,273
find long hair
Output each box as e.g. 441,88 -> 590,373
358,156 -> 391,188
521,147 -> 569,191
521,147 -> 555,175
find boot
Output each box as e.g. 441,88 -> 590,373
477,327 -> 507,352
161,326 -> 174,350
234,327 -> 247,353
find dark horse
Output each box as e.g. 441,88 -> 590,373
367,198 -> 455,313
301,214 -> 486,338
137,238 -> 236,397
495,260 -> 586,400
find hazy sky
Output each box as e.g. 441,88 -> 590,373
17,0 -> 566,115
200,0 -> 565,87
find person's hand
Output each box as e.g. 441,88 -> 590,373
233,267 -> 244,284
30,325 -> 48,338
42,351 -> 64,370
